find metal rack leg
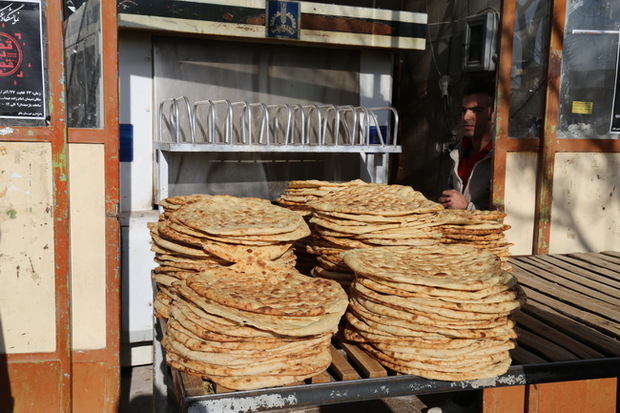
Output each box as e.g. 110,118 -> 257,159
153,318 -> 180,413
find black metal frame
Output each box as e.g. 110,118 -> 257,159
175,357 -> 620,412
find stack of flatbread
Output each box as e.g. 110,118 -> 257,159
162,264 -> 349,390
439,210 -> 513,272
276,179 -> 368,275
276,179 -> 368,217
341,245 -> 524,381
148,194 -> 310,318
305,184 -> 444,290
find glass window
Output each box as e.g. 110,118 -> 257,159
509,0 -> 551,138
557,0 -> 620,139
64,0 -> 103,129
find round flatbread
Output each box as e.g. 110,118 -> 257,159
186,266 -> 348,317
173,195 -> 310,237
308,184 -> 443,216
342,245 -> 504,291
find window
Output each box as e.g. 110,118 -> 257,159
64,0 -> 103,129
509,0 -> 551,138
557,0 -> 620,139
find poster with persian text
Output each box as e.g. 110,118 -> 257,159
0,0 -> 45,120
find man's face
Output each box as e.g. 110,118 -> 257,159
461,93 -> 493,139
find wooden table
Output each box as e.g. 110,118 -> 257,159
484,251 -> 620,413
157,251 -> 620,413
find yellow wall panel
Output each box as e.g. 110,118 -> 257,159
69,143 -> 107,350
0,142 -> 56,353
504,152 -> 538,255
550,152 -> 620,254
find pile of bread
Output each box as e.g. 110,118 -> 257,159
342,245 -> 523,381
149,194 -> 348,390
276,179 -> 367,275
148,182 -> 522,389
304,183 -> 445,290
438,210 -> 513,272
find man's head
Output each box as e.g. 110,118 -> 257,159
461,81 -> 494,141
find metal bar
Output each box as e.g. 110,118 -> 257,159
572,30 -> 620,35
181,358 -> 620,413
153,142 -> 402,153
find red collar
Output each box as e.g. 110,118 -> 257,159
457,137 -> 492,187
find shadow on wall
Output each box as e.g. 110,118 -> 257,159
0,314 -> 15,411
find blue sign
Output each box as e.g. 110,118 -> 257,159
267,1 -> 299,39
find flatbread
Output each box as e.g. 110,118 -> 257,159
308,184 -> 443,216
342,245 -> 504,291
185,267 -> 348,317
173,195 -> 309,237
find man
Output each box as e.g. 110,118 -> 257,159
440,81 -> 494,210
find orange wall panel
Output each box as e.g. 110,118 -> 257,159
483,385 -> 526,413
0,362 -> 62,413
528,379 -> 618,413
72,361 -> 119,413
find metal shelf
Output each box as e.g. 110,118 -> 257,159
154,97 -> 402,201
154,142 -> 402,153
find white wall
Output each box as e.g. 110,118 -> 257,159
119,32 -> 155,212
549,152 -> 620,253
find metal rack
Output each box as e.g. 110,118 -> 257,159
154,97 -> 402,201
153,251 -> 620,413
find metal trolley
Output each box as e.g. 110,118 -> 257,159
153,250 -> 620,413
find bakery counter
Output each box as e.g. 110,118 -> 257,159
154,251 -> 620,413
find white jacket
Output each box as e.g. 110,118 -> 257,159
447,143 -> 493,211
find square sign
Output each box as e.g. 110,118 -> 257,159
266,1 -> 300,40
0,0 -> 46,120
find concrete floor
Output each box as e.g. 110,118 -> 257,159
119,363 -> 481,413
120,364 -> 157,413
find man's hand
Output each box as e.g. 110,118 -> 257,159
439,189 -> 468,210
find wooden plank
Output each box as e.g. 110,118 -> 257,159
515,255 -> 620,291
601,250 -> 620,260
567,252 -> 620,275
592,251 -> 620,266
181,371 -> 210,397
515,328 -> 580,361
523,255 -> 620,289
339,341 -> 388,378
510,345 -> 547,365
511,256 -> 620,302
522,296 -> 620,355
531,255 -> 620,287
555,254 -> 620,281
512,256 -> 620,297
518,284 -> 620,339
310,370 -> 332,384
328,345 -> 360,381
514,310 -> 605,359
512,267 -> 620,322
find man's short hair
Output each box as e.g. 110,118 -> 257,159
463,79 -> 494,107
